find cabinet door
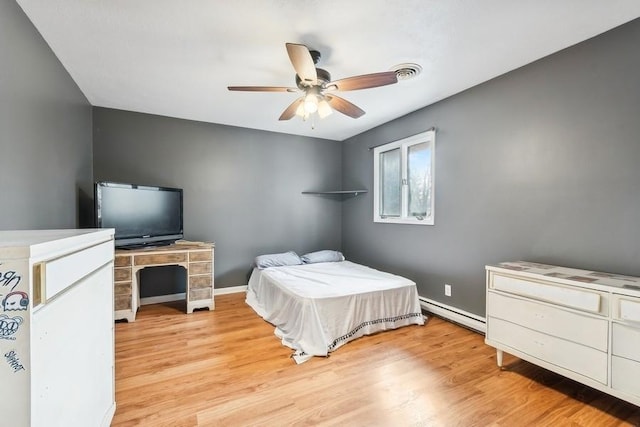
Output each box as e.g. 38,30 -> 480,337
31,264 -> 114,427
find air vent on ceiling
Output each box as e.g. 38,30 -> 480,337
391,63 -> 422,81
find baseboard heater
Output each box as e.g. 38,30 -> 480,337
419,296 -> 486,334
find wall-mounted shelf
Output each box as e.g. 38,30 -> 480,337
302,190 -> 368,196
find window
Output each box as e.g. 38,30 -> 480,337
373,130 -> 435,225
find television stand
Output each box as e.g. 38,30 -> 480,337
113,240 -> 215,322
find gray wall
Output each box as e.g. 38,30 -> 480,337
8,0 -> 637,313
93,108 -> 342,292
342,19 -> 640,317
0,1 -> 93,229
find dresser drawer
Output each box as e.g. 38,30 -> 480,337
613,295 -> 640,322
612,322 -> 640,362
488,292 -> 608,351
488,317 -> 608,384
43,241 -> 114,301
491,274 -> 603,314
612,355 -> 640,397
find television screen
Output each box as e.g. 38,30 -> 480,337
95,182 -> 183,248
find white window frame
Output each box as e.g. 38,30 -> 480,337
373,129 -> 435,225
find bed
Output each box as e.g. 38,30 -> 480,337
246,252 -> 424,363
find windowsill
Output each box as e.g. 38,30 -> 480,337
374,217 -> 434,225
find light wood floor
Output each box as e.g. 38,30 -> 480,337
112,293 -> 640,426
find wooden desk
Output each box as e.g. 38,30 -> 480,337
114,241 -> 215,322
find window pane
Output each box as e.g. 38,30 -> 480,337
408,142 -> 431,218
380,148 -> 401,217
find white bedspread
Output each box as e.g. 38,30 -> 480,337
246,261 -> 424,363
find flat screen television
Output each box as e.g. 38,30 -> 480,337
95,181 -> 183,248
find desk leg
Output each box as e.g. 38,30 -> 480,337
187,300 -> 214,314
130,268 -> 141,322
114,275 -> 137,323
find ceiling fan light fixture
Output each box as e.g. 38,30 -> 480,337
317,98 -> 333,118
304,92 -> 319,113
295,100 -> 309,120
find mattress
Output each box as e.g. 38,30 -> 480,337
246,260 -> 424,363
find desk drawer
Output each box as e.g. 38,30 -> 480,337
488,317 -> 607,384
114,282 -> 131,297
491,274 -> 603,314
114,267 -> 131,282
114,255 -> 131,267
189,275 -> 212,289
189,262 -> 211,275
189,250 -> 212,262
488,291 -> 607,351
115,295 -> 132,310
134,253 -> 187,266
189,287 -> 212,301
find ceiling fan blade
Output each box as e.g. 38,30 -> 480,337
327,71 -> 398,91
279,98 -> 303,121
227,86 -> 297,92
286,43 -> 317,85
325,94 -> 365,118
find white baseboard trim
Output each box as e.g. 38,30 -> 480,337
140,293 -> 186,306
419,296 -> 486,334
215,285 -> 247,295
139,286 -> 247,306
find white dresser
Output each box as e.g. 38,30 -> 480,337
486,261 -> 640,407
0,229 -> 116,427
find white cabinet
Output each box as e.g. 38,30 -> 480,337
0,229 -> 116,427
486,261 -> 640,407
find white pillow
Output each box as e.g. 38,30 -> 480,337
301,250 -> 345,264
254,251 -> 303,269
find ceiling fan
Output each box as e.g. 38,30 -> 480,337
228,43 -> 398,122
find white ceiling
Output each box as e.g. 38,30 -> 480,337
17,1 -> 640,141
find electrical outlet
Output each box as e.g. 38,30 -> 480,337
444,284 -> 452,297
